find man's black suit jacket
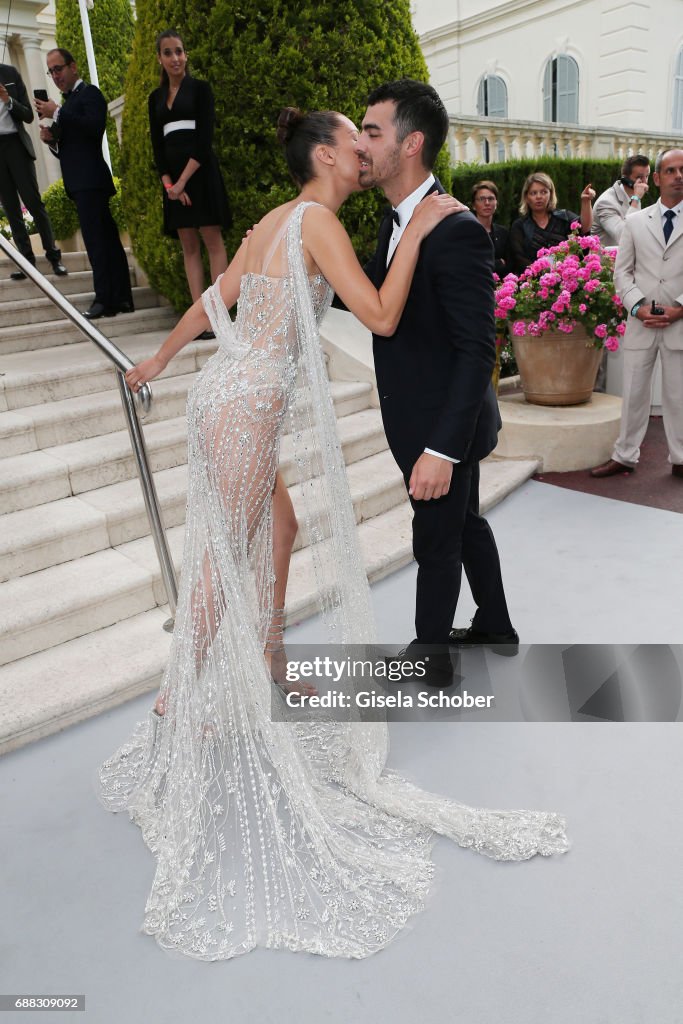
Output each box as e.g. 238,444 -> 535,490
366,180 -> 501,475
49,82 -> 114,197
0,63 -> 36,160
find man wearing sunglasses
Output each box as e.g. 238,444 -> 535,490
35,49 -> 133,319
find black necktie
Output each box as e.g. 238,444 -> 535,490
392,209 -> 400,227
663,209 -> 676,243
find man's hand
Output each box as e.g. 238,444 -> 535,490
408,452 -> 453,501
39,125 -> 54,145
639,305 -> 683,329
633,180 -> 649,200
35,97 -> 58,118
0,83 -> 9,105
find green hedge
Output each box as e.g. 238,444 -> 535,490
42,177 -> 126,241
123,0 -> 448,311
451,157 -> 656,230
56,0 -> 134,177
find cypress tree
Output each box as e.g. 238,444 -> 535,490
55,0 -> 135,172
123,0 -> 446,309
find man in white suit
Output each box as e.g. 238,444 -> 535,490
591,148 -> 683,478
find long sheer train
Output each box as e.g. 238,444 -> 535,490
98,204 -> 568,961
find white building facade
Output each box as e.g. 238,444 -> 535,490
413,0 -> 683,162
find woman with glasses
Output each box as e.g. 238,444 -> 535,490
470,179 -> 509,277
148,30 -> 232,335
508,171 -> 595,275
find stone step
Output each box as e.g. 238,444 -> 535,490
0,457 -> 539,754
0,333 -> 214,412
0,304 -> 178,355
0,404 -> 385,516
0,384 -> 377,580
0,443 -> 402,664
0,502 -> 413,754
0,285 -> 166,330
0,266 -> 137,304
0,249 -> 103,274
0,375 -> 371,456
112,449 -> 406,602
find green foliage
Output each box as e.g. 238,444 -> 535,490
55,0 -> 134,176
42,176 -> 126,241
451,157 -> 656,229
123,0 -> 442,309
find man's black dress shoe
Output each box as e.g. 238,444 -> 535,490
117,301 -> 134,314
10,269 -> 30,280
449,625 -> 519,657
389,642 -> 456,688
49,260 -> 68,276
83,302 -> 116,320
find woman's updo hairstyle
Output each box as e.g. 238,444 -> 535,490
276,107 -> 342,187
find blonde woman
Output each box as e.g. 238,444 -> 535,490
508,170 -> 594,274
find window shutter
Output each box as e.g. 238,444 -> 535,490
674,48 -> 683,130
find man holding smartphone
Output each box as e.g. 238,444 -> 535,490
0,62 -> 67,279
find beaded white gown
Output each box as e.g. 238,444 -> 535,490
98,203 -> 568,961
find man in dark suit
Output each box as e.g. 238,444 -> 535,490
0,63 -> 66,280
35,49 -> 133,319
356,80 -> 518,676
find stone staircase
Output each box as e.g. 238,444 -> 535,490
0,248 -> 539,755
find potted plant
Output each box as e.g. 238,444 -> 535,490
494,227 -> 626,405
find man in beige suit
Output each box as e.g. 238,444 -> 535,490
592,154 -> 651,247
591,148 -> 683,479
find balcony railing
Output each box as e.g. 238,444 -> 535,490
448,113 -> 683,165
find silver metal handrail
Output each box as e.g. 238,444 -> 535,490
0,235 -> 178,617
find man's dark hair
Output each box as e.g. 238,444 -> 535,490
621,154 -> 650,178
47,48 -> 76,66
366,79 -> 449,170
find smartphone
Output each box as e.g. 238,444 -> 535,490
651,300 -> 665,316
33,89 -> 49,102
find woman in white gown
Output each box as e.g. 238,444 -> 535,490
98,108 -> 568,961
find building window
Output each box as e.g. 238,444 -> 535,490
477,75 -> 508,162
543,55 -> 579,123
674,48 -> 683,130
477,75 -> 508,118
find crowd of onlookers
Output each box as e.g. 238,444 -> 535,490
467,150 -> 683,482
467,153 -> 654,279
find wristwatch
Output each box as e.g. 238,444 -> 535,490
631,299 -> 644,317
629,195 -> 640,206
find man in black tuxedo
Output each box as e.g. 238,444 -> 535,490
0,63 -> 66,279
356,80 -> 517,674
35,49 -> 133,319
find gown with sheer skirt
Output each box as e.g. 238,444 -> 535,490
98,203 -> 569,961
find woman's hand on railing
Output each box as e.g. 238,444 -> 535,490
126,355 -> 165,392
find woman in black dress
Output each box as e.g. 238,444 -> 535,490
470,179 -> 509,277
508,171 -> 594,275
149,30 -> 232,317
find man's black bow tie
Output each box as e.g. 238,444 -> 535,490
392,209 -> 401,227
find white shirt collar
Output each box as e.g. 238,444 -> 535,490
657,197 -> 683,220
393,174 -> 436,227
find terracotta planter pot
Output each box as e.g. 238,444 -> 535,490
512,327 -> 602,406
